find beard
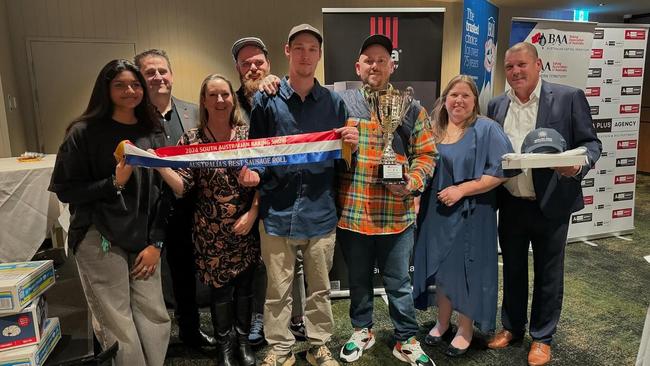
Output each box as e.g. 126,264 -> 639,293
241,70 -> 269,100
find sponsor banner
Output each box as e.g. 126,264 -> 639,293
510,18 -> 595,87
568,24 -> 647,240
323,9 -> 444,111
460,0 -> 499,114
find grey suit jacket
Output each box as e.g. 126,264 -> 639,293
172,96 -> 199,133
487,80 -> 602,219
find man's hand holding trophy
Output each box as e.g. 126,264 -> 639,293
367,85 -> 412,196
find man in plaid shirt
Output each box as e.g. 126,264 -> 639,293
336,35 -> 436,366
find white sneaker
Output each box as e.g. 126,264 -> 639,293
392,337 -> 435,366
339,328 -> 376,363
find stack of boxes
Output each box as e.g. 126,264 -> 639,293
0,260 -> 60,366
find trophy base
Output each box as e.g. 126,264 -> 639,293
379,164 -> 406,185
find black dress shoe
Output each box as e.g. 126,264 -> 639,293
179,328 -> 217,348
444,344 -> 468,357
424,326 -> 454,345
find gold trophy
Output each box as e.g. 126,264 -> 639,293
368,87 -> 411,184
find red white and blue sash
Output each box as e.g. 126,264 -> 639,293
114,130 -> 351,169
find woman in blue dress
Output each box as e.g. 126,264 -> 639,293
413,75 -> 518,357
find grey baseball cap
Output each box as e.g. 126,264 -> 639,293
287,23 -> 322,44
521,128 -> 567,154
231,37 -> 268,61
360,34 -> 393,55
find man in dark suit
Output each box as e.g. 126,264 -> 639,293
134,49 -> 215,348
486,42 -> 601,366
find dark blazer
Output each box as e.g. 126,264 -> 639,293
172,96 -> 199,133
487,80 -> 602,219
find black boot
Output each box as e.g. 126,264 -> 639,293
210,301 -> 238,366
235,296 -> 256,366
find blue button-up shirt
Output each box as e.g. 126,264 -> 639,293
249,77 -> 348,239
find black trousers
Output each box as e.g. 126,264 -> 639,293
498,193 -> 570,344
210,266 -> 255,304
166,199 -> 200,333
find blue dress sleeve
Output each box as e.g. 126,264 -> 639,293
473,117 -> 519,178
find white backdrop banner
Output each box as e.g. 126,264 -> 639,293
509,18 -> 596,88
568,24 -> 648,240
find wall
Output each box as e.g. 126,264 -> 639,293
0,0 -> 26,155
4,0 -> 462,153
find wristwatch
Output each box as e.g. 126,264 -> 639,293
152,241 -> 164,250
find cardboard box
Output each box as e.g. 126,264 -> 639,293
0,317 -> 60,366
502,153 -> 588,169
0,261 -> 55,315
0,296 -> 48,351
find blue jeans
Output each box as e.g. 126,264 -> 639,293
338,226 -> 419,341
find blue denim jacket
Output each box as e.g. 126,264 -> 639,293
249,78 -> 347,239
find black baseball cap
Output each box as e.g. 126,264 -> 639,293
231,37 -> 268,61
360,34 -> 393,55
287,24 -> 323,44
521,128 -> 567,154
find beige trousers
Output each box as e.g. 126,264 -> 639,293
75,228 -> 171,366
260,222 -> 336,355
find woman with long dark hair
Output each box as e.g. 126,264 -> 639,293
412,75 -> 517,357
157,74 -> 260,366
49,59 -> 171,365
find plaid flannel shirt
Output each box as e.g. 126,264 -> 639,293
337,97 -> 436,235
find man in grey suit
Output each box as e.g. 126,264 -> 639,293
134,49 -> 215,348
486,42 -> 601,366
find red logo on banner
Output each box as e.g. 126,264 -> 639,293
614,174 -> 635,184
532,33 -> 541,43
612,208 -> 633,218
583,196 -> 594,205
17,315 -> 30,327
625,30 -> 646,40
591,49 -> 603,58
617,140 -> 637,149
585,87 -> 601,97
622,68 -> 643,77
619,104 -> 640,114
370,16 -> 398,49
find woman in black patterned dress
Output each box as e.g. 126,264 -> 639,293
158,74 -> 259,366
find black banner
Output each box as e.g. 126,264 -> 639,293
323,9 -> 445,111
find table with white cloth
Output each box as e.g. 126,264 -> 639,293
0,155 -> 61,262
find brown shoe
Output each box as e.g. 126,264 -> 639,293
528,341 -> 551,366
487,329 -> 522,349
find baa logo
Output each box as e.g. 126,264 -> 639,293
531,32 -> 567,46
590,106 -> 599,115
585,87 -> 600,97
571,213 -> 592,224
622,68 -> 643,77
613,192 -> 633,202
612,208 -> 632,218
588,68 -> 602,78
621,86 -> 641,95
625,30 -> 646,40
624,49 -> 644,58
